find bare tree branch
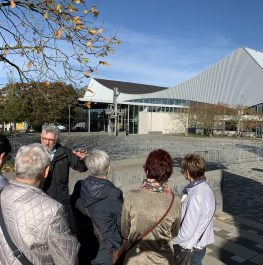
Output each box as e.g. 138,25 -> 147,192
0,0 -> 120,85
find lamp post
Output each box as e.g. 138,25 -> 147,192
113,87 -> 120,136
68,104 -> 71,133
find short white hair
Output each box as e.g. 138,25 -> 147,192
85,150 -> 110,177
15,143 -> 51,179
41,123 -> 60,142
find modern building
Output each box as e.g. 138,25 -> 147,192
79,47 -> 263,135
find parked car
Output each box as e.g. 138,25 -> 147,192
57,124 -> 67,131
71,122 -> 87,131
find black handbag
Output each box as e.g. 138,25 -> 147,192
173,244 -> 192,265
0,200 -> 33,265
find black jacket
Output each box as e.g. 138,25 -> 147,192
43,143 -> 87,205
71,176 -> 123,265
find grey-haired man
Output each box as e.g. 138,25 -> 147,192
41,124 -> 88,205
0,143 -> 79,264
41,124 -> 88,232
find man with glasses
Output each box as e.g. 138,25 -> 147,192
0,135 -> 11,191
41,124 -> 88,231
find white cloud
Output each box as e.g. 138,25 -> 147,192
0,24 -> 237,88
94,26 -> 236,87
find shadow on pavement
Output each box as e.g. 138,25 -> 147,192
217,170 -> 263,264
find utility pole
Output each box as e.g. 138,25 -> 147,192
113,87 -> 120,136
68,104 -> 71,133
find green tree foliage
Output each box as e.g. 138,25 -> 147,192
2,82 -> 78,129
0,84 -> 27,128
0,0 -> 120,84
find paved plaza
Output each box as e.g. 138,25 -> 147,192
204,161 -> 263,265
6,133 -> 263,264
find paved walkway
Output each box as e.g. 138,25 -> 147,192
204,161 -> 263,265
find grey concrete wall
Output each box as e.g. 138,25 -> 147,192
69,158 -> 223,214
6,158 -> 222,214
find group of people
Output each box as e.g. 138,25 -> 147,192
0,124 -> 216,265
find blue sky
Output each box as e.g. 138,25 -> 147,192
93,0 -> 263,86
1,0 -> 263,88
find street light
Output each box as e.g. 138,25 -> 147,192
113,87 -> 120,136
68,102 -> 85,133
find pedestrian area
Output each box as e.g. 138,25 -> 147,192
203,161 -> 263,265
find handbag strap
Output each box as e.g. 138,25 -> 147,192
84,207 -> 114,255
197,201 -> 216,243
88,192 -> 175,256
0,199 -> 33,265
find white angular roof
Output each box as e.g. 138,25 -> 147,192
245,47 -> 263,68
152,47 -> 263,107
82,47 -> 263,107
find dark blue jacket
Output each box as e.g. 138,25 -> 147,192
71,176 -> 123,265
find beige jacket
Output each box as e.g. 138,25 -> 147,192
0,180 -> 79,265
121,189 -> 181,265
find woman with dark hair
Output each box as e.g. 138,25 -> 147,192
120,149 -> 181,265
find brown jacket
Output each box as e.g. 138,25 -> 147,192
121,189 -> 181,265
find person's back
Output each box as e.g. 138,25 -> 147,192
0,135 -> 11,191
120,149 -> 181,265
172,154 -> 215,265
71,150 -> 123,265
122,188 -> 180,264
0,143 -> 79,265
0,181 -> 79,265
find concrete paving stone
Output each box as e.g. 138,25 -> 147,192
214,219 -> 240,236
250,254 -> 263,265
206,247 -> 214,254
230,255 -> 247,263
207,244 -> 234,261
233,216 -> 262,229
252,223 -> 263,231
238,230 -> 263,245
203,255 -> 226,265
254,244 -> 263,250
214,235 -> 258,259
232,237 -> 263,253
215,229 -> 231,238
247,230 -> 259,234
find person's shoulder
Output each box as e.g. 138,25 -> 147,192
108,182 -> 123,198
42,195 -> 64,216
172,194 -> 181,205
56,143 -> 70,153
198,181 -> 214,194
125,189 -> 145,200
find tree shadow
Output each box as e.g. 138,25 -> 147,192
216,169 -> 263,264
235,143 -> 263,159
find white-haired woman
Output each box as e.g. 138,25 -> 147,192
71,150 -> 123,265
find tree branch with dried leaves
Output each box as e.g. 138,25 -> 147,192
0,0 -> 121,85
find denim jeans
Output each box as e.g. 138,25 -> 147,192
191,247 -> 206,265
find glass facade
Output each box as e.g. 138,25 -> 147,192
126,98 -> 188,106
71,102 -> 187,134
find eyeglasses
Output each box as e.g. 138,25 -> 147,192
41,137 -> 56,142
